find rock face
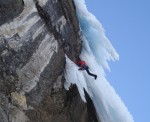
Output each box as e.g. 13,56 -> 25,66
0,0 -> 24,26
0,0 -> 98,122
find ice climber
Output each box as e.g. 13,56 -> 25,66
76,59 -> 97,80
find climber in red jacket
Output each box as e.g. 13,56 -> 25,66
76,60 -> 97,80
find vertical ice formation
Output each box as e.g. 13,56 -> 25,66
64,0 -> 134,122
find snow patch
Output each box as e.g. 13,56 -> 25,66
64,55 -> 92,102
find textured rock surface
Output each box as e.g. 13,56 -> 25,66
0,0 -> 98,122
0,0 -> 24,26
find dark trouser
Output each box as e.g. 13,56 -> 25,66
85,68 -> 97,78
79,65 -> 97,79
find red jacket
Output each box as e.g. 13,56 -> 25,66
76,61 -> 86,66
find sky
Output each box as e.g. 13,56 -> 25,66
85,0 -> 150,122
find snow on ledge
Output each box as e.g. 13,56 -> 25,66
64,55 -> 91,102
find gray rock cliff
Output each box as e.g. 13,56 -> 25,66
0,0 -> 98,121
